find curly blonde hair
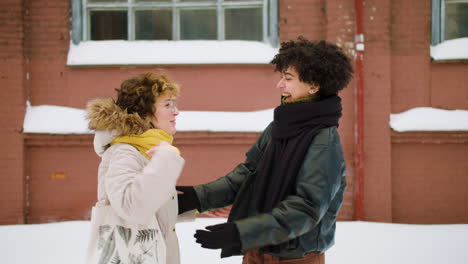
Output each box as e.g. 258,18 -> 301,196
115,72 -> 180,119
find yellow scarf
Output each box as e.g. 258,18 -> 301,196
111,129 -> 180,159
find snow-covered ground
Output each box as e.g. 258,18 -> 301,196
1,218 -> 467,264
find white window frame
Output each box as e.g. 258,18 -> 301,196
71,0 -> 278,46
431,0 -> 442,45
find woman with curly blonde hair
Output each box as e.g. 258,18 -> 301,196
86,72 -> 187,264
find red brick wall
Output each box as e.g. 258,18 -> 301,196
64,65 -> 279,111
391,132 -> 468,224
0,0 -> 26,224
391,0 -> 432,113
27,0 -> 69,106
358,0 -> 393,222
279,0 -> 325,41
389,0 -> 468,224
1,0 -> 467,225
390,0 -> 468,112
323,0 -> 356,221
431,64 -> 468,110
25,135 -> 98,223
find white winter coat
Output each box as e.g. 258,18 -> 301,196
94,130 -> 185,264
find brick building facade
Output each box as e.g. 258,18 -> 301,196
1,0 -> 467,225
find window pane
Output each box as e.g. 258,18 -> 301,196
135,10 -> 172,40
178,0 -> 215,2
444,3 -> 468,40
180,9 -> 217,40
88,0 -> 126,3
90,10 -> 128,40
225,8 -> 262,41
136,0 -> 171,2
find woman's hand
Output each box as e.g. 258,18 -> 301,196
146,141 -> 171,158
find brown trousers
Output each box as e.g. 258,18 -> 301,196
242,249 -> 325,264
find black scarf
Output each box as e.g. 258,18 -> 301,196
254,95 -> 342,213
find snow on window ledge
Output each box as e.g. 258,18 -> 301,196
23,103 -> 468,134
23,102 -> 93,134
390,107 -> 468,132
22,102 -> 274,134
66,40 -> 279,66
430,38 -> 468,62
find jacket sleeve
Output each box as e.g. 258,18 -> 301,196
235,128 -> 346,252
193,123 -> 272,212
104,144 -> 185,224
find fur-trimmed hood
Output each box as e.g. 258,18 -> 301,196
86,97 -> 152,156
86,97 -> 151,135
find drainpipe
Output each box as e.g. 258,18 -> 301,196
354,0 -> 365,221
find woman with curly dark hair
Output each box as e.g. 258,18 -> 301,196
85,72 -> 189,264
177,37 -> 353,264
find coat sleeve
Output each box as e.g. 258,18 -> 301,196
193,123 -> 272,212
104,144 -> 185,224
235,128 -> 346,252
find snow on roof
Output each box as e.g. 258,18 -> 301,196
22,102 -> 274,134
430,38 -> 468,61
67,40 -> 279,66
390,107 -> 468,132
23,103 -> 468,134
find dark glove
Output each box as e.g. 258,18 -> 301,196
176,186 -> 200,214
194,222 -> 241,249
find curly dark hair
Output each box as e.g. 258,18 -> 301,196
115,72 -> 179,119
271,36 -> 353,97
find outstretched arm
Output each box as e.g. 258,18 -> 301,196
193,123 -> 272,212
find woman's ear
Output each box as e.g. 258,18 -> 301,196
146,115 -> 156,128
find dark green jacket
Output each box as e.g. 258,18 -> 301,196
194,122 -> 346,259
